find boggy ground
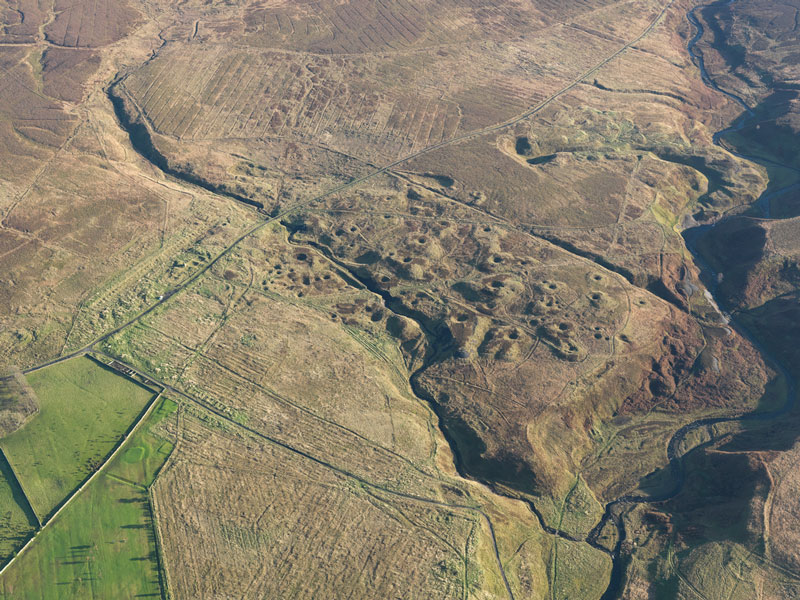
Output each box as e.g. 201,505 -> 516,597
0,0 -> 798,598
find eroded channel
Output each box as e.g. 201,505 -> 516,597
595,1 -> 800,597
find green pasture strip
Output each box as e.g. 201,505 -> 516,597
0,450 -> 38,565
110,397 -> 177,489
0,356 -> 156,521
0,396 -> 177,599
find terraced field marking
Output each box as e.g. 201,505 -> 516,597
10,7 -> 682,593
89,351 -> 516,599
15,0 -> 680,380
292,0 -> 678,189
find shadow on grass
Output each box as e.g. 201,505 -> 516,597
0,450 -> 38,528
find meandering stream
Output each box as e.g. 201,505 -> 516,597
596,1 -> 799,597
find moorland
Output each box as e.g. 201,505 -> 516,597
1,0 -> 800,598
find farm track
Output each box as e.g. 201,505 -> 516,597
8,0 -> 799,596
378,3 -> 800,593
281,222 -> 632,590
20,0 -> 677,378
111,0 -> 679,226
583,1 -> 800,597
188,348 -> 442,484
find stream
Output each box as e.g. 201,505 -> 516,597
595,1 -> 799,597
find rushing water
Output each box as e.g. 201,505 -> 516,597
597,2 -> 799,597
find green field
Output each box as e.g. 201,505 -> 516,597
108,398 -> 177,489
0,357 -> 156,521
0,397 -> 177,599
0,452 -> 38,565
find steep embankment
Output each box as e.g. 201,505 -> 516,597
108,84 -> 266,211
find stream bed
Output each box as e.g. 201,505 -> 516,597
597,1 -> 798,596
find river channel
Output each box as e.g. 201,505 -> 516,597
596,1 -> 799,596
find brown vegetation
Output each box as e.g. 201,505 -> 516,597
44,0 -> 142,48
154,412 -> 477,599
2,0 -> 800,597
41,48 -> 101,103
0,48 -> 76,186
0,0 -> 48,44
0,367 -> 38,438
